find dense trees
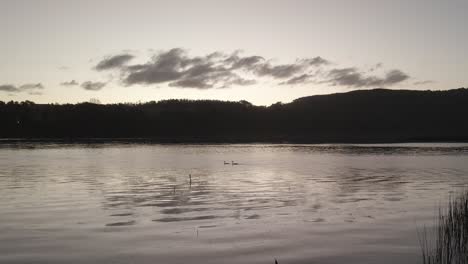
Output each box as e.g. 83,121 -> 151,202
1,88 -> 467,143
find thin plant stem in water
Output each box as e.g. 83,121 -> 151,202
419,191 -> 468,264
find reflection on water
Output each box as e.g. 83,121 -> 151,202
1,143 -> 468,264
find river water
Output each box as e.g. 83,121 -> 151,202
1,143 -> 468,264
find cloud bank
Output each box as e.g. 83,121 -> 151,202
95,54 -> 134,71
326,68 -> 409,87
93,48 -> 409,90
81,81 -> 106,91
0,49 -> 412,97
0,83 -> 44,93
120,48 -> 260,89
60,80 -> 79,86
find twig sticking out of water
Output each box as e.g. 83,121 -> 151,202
189,174 -> 192,185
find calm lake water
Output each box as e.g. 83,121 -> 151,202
1,143 -> 468,264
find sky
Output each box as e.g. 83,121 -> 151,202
1,0 -> 467,105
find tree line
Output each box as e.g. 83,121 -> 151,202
1,88 -> 467,143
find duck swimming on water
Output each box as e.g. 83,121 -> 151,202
231,161 -> 239,165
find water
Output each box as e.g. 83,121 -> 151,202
1,143 -> 468,264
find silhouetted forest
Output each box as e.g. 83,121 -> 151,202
1,88 -> 468,143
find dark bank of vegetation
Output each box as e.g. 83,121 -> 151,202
1,88 -> 468,143
419,191 -> 468,264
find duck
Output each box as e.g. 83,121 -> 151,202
231,161 -> 239,165
224,161 -> 230,165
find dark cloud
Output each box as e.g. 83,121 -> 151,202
19,83 -> 44,90
124,48 -> 186,85
95,54 -> 134,71
254,57 -> 328,79
81,81 -> 106,91
384,70 -> 409,85
92,49 -> 328,89
0,84 -> 19,92
305,56 -> 329,66
280,74 -> 314,85
326,68 -> 409,87
168,78 -> 212,89
414,80 -> 435,85
224,53 -> 265,70
91,48 -> 409,90
226,78 -> 256,87
122,48 -> 258,89
0,83 -> 44,93
256,63 -> 306,79
60,80 -> 79,86
168,65 -> 255,89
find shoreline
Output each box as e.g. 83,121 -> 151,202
1,137 -> 468,145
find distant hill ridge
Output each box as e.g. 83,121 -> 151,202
1,88 -> 467,143
293,87 -> 468,103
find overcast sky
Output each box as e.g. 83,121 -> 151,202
1,0 -> 467,105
